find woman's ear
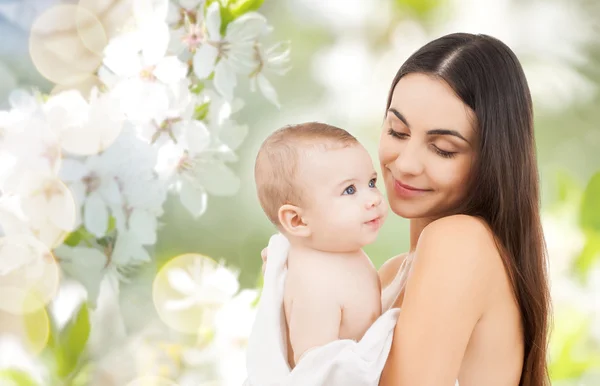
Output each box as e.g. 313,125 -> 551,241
278,204 -> 311,238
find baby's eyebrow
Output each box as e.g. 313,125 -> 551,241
337,178 -> 357,187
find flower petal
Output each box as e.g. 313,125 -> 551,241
179,0 -> 203,11
153,56 -> 188,84
179,179 -> 207,218
193,44 -> 219,79
257,74 -> 280,108
59,159 -> 89,182
226,12 -> 267,43
213,60 -> 237,100
184,120 -> 211,155
218,120 -> 247,151
141,21 -> 170,66
205,2 -> 222,40
111,232 -> 151,266
164,296 -> 196,311
99,179 -> 122,206
167,267 -> 198,295
84,193 -> 109,237
128,209 -> 157,245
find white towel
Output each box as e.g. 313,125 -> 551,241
244,233 -> 400,386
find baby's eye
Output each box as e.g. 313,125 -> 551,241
343,185 -> 356,195
369,178 -> 377,188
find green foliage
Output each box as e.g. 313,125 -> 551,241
394,0 -> 444,20
205,0 -> 265,34
549,309 -> 600,380
580,172 -> 600,232
229,0 -> 265,17
575,172 -> 600,281
64,218 -> 116,247
193,101 -> 211,121
56,303 -> 90,378
25,303 -> 92,384
549,170 -> 600,382
0,368 -> 39,386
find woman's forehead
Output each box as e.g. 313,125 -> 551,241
388,73 -> 477,137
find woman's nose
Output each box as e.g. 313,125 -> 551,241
394,141 -> 424,176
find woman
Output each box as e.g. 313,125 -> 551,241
261,33 -> 551,386
377,33 -> 550,386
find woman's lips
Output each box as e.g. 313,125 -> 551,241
393,179 -> 431,198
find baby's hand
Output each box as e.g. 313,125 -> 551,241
261,247 -> 268,276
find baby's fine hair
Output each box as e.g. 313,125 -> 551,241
254,122 -> 358,226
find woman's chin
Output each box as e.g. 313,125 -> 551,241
388,201 -> 442,220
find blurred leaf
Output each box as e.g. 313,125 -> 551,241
220,4 -> 235,33
556,170 -> 583,204
107,216 -> 116,233
22,298 -> 50,354
63,226 -> 98,247
229,0 -> 265,17
190,82 -> 205,95
193,101 -> 211,120
70,363 -> 93,386
57,303 -> 90,378
580,171 -> 600,232
206,0 -> 264,33
573,231 -> 600,282
205,0 -> 234,33
0,368 -> 39,386
394,0 -> 443,19
549,309 -> 600,380
63,231 -> 81,247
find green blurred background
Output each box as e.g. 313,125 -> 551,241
0,0 -> 599,383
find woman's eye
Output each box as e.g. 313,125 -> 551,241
369,178 -> 377,188
387,128 -> 408,139
343,185 -> 356,195
432,145 -> 457,159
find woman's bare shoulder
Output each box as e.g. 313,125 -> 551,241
378,252 -> 409,288
419,214 -> 498,255
415,214 -> 502,295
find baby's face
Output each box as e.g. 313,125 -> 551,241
298,143 -> 388,252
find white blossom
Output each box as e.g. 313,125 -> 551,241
44,88 -> 125,156
249,42 -> 291,108
164,255 -> 239,312
193,2 -> 267,100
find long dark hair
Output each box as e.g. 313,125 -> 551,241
386,33 -> 551,385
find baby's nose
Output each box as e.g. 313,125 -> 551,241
366,192 -> 382,208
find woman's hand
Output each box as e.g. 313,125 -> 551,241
261,247 -> 268,276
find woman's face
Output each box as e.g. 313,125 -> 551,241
378,73 -> 477,220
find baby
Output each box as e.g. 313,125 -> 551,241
254,122 -> 388,368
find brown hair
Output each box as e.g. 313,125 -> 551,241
386,33 -> 551,385
254,122 -> 358,226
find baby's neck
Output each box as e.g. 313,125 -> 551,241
287,241 -> 365,260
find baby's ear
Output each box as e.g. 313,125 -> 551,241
278,204 -> 311,238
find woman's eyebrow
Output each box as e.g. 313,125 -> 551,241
388,108 -> 470,144
427,129 -> 470,144
387,108 -> 409,127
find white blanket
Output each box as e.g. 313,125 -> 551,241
244,233 -> 400,386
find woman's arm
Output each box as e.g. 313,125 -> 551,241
379,215 -> 499,386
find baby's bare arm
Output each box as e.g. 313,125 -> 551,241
287,269 -> 342,364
